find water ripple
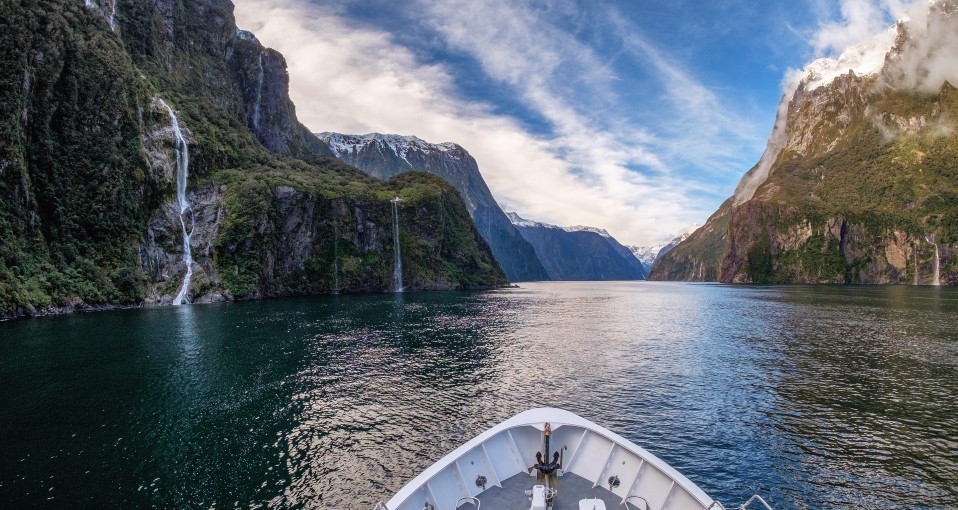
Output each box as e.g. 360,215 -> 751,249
1,283 -> 956,508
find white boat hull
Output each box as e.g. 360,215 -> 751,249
383,408 -> 718,510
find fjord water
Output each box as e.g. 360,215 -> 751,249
1,283 -> 956,509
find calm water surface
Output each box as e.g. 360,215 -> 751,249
1,282 -> 957,509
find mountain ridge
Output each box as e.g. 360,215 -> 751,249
317,131 -> 550,282
651,1 -> 958,284
507,213 -> 647,281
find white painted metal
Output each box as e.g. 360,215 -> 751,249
579,498 -> 607,510
383,408 -> 718,510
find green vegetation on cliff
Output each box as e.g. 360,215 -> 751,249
652,75 -> 958,285
0,0 -> 505,318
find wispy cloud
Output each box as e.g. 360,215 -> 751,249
233,0 -> 765,245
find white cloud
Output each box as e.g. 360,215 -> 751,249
232,0 -> 756,245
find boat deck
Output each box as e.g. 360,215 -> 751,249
466,472 -> 630,510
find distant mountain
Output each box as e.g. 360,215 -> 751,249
628,245 -> 664,268
629,225 -> 699,268
507,213 -> 647,280
316,133 -> 549,282
652,1 -> 958,284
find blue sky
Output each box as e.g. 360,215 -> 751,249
234,0 -> 911,246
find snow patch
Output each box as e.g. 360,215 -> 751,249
507,212 -> 613,237
316,132 -> 461,163
629,224 -> 699,266
505,212 -> 560,230
563,225 -> 611,237
799,25 -> 899,92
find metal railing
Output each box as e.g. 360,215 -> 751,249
705,494 -> 775,510
456,496 -> 480,508
737,495 -> 774,510
622,495 -> 652,510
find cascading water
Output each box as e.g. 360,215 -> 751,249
933,243 -> 941,286
82,0 -> 117,31
252,52 -> 265,132
925,235 -> 941,286
107,0 -> 117,30
158,98 -> 194,305
391,197 -> 403,292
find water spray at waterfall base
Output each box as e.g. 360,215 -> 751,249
391,197 -> 403,293
158,98 -> 194,305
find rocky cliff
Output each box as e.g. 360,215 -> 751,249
651,2 -> 958,285
507,214 -> 647,281
0,0 -> 505,318
316,133 -> 549,282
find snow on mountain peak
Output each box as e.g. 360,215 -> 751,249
317,132 -> 461,162
628,245 -> 665,267
563,225 -> 611,237
629,224 -> 700,266
506,212 -> 558,229
797,25 -> 899,92
506,213 -> 611,236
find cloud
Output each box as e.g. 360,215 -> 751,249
811,0 -> 893,56
880,0 -> 958,93
232,0 -> 762,245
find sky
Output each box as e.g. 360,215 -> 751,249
232,0 -> 919,246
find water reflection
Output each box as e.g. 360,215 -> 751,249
1,284 -> 956,509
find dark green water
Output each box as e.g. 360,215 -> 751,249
1,282 -> 956,509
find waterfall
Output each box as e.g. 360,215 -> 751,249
932,243 -> 941,286
107,0 -> 117,30
82,0 -> 117,31
158,98 -> 194,305
252,52 -> 265,132
391,197 -> 403,292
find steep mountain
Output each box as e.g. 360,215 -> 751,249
507,214 -> 647,280
0,0 -> 505,318
316,132 -> 549,282
651,1 -> 958,284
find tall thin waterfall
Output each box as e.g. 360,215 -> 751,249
107,0 -> 117,30
158,99 -> 194,305
391,197 -> 403,292
932,243 -> 941,286
252,52 -> 265,132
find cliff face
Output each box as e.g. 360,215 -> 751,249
0,0 -> 505,318
652,3 -> 958,285
234,35 -> 332,158
648,201 -> 731,282
317,133 -> 550,282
